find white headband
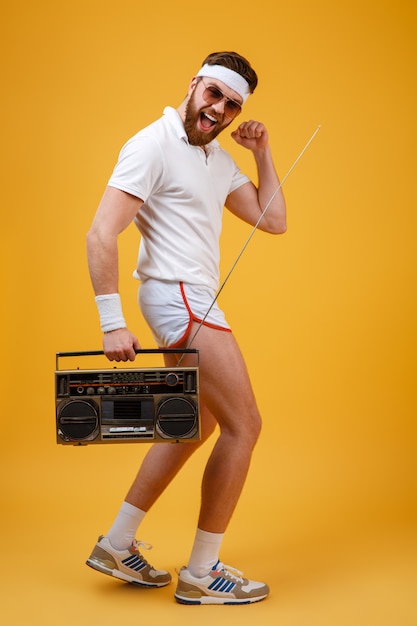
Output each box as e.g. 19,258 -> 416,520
196,64 -> 251,103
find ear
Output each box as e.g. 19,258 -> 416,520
188,76 -> 199,95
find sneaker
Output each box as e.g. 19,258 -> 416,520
174,560 -> 269,605
86,535 -> 171,587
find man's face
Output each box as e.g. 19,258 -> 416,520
183,78 -> 242,146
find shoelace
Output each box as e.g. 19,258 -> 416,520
132,539 -> 153,553
216,562 -> 244,583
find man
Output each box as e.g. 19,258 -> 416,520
86,51 -> 286,605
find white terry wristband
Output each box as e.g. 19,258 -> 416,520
95,293 -> 126,333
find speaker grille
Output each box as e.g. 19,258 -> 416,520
156,396 -> 197,438
57,400 -> 99,441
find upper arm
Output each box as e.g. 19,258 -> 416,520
226,180 -> 287,235
88,186 -> 144,239
225,181 -> 264,228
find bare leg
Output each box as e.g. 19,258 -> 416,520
125,404 -> 217,510
190,326 -> 261,532
125,323 -> 261,534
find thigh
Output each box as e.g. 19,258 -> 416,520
165,322 -> 261,433
163,350 -> 218,443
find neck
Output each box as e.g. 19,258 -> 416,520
176,99 -> 187,123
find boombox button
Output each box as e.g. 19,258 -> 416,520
97,387 -> 106,394
107,386 -> 117,394
166,372 -> 179,386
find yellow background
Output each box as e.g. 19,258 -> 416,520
1,0 -> 416,624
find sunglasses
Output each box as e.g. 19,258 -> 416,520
200,78 -> 242,119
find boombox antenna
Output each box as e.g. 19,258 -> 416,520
176,125 -> 321,366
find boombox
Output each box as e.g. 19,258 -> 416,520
55,349 -> 200,445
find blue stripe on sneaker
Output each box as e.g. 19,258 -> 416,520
218,579 -> 234,592
208,576 -> 236,593
122,554 -> 146,571
133,561 -> 146,571
218,578 -> 228,591
222,580 -> 236,593
208,577 -> 223,591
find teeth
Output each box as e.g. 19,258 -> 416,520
203,112 -> 217,123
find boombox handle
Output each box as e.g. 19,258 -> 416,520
55,348 -> 199,370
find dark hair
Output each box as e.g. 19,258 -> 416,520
200,51 -> 258,94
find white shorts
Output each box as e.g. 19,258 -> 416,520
138,279 -> 231,348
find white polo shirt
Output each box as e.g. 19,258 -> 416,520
108,106 -> 249,291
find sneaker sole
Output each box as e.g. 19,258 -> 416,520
174,592 -> 268,605
86,557 -> 170,588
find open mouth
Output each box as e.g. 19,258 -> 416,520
199,111 -> 218,131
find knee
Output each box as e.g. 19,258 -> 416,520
222,411 -> 262,449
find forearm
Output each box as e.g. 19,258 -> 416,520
87,234 -> 139,358
86,186 -> 143,295
86,228 -> 120,296
86,229 -> 127,333
86,187 -> 142,359
230,120 -> 287,233
253,145 -> 286,233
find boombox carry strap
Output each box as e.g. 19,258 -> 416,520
56,348 -> 199,370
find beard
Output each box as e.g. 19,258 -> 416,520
183,89 -> 230,146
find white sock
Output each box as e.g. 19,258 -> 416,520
187,528 -> 224,578
106,501 -> 146,551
